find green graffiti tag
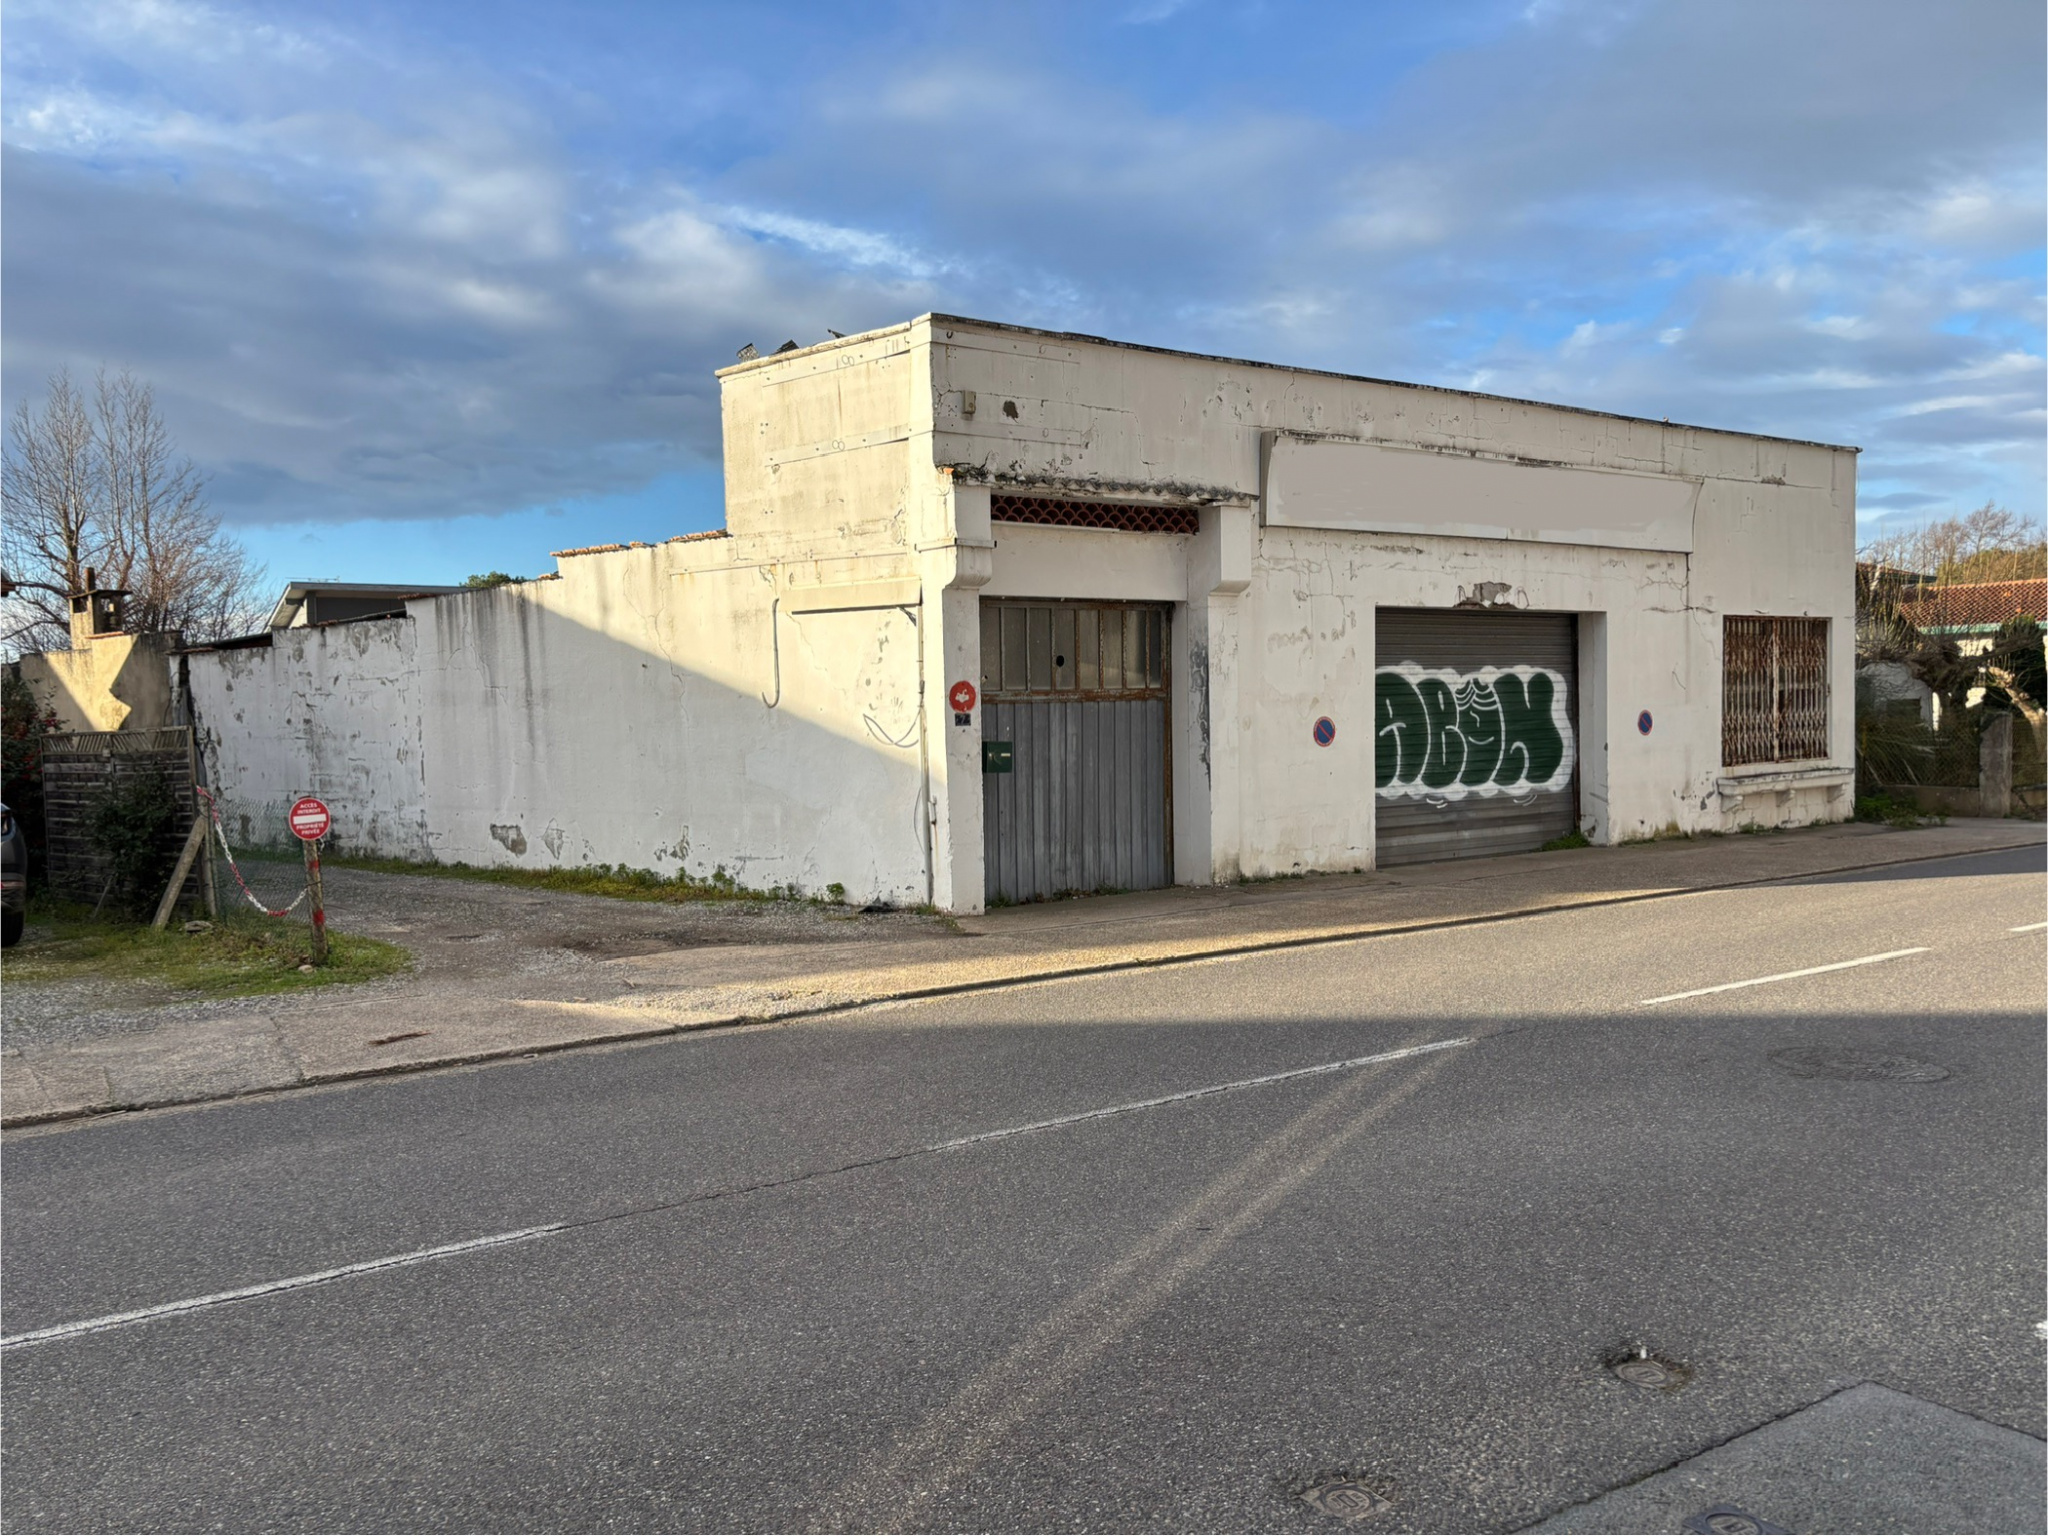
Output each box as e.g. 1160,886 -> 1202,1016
1375,664 -> 1574,799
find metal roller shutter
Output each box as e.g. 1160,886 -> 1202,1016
1375,608 -> 1580,867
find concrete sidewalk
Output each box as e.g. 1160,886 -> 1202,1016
5,819 -> 2040,1128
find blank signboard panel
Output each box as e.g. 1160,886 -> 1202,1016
1264,434 -> 1698,553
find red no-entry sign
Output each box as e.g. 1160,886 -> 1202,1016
288,796 -> 331,842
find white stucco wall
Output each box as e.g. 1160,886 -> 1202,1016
909,314 -> 1858,889
186,312 -> 1856,914
186,618 -> 429,856
409,554 -> 928,901
188,547 -> 932,903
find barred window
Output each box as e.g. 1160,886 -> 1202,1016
990,493 -> 1199,535
1723,617 -> 1829,766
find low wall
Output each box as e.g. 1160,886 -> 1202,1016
1882,714 -> 2039,820
183,557 -> 934,905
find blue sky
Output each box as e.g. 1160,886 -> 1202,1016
5,0 -> 2043,589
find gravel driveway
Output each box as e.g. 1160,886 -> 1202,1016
2,862 -> 958,1052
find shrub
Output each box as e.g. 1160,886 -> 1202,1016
86,766 -> 182,918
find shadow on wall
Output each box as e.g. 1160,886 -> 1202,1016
18,633 -> 181,733
184,582 -> 935,907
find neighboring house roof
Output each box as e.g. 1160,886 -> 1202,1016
267,580 -> 464,629
1897,578 -> 2048,634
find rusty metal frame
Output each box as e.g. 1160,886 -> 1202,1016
1723,616 -> 1829,766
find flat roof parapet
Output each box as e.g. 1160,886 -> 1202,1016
718,313 -> 1858,454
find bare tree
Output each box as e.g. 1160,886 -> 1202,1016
0,371 -> 99,650
1858,503 -> 2047,584
2,368 -> 266,654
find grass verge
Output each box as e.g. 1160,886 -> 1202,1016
4,900 -> 413,999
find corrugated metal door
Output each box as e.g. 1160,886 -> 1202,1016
1375,608 -> 1579,867
981,601 -> 1171,903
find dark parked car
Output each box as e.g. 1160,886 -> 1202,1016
2,801 -> 24,947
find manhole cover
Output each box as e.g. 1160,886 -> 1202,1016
1605,1347 -> 1691,1391
1296,1472 -> 1395,1523
1681,1505 -> 1786,1534
1768,1046 -> 1950,1082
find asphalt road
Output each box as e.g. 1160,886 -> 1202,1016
4,845 -> 2043,1533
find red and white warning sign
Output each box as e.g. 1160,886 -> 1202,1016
948,680 -> 978,713
288,796 -> 331,842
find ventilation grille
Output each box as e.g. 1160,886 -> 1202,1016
990,494 -> 1199,535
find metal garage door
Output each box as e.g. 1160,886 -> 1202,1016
981,601 -> 1171,903
1375,608 -> 1579,867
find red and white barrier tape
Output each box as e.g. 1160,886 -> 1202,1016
195,786 -> 310,918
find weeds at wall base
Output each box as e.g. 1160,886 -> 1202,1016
1853,792 -> 1947,830
289,851 -> 882,910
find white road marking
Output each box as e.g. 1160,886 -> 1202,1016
1639,948 -> 1930,1006
927,1038 -> 1474,1153
1,1036 -> 1473,1352
0,1224 -> 565,1352
2011,922 -> 2047,934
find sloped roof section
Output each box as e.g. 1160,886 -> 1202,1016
1898,578 -> 2048,631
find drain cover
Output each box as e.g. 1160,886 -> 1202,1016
1614,1358 -> 1675,1388
1681,1505 -> 1786,1534
1298,1474 -> 1395,1523
1768,1047 -> 1950,1082
1606,1348 -> 1692,1391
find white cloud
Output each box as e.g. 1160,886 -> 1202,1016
716,206 -> 958,282
3,0 -> 2040,533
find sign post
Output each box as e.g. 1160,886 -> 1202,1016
289,796 -> 331,964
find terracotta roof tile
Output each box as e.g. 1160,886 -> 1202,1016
1898,578 -> 2048,630
553,530 -> 729,559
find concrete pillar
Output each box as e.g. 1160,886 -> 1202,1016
920,484 -> 994,912
1184,504 -> 1253,882
1576,611 -> 1611,842
1979,712 -> 2013,818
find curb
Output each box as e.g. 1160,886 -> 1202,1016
7,827 -> 2041,1132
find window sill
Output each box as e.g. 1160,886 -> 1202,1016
1716,765 -> 1854,799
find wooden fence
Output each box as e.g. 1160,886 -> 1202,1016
42,726 -> 209,911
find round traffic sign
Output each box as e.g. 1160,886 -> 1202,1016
948,680 -> 978,713
1312,716 -> 1336,747
1638,710 -> 1654,736
288,796 -> 331,841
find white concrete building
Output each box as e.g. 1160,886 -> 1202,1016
184,315 -> 1857,911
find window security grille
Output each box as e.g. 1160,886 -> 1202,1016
1723,616 -> 1829,766
990,494 -> 1200,535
